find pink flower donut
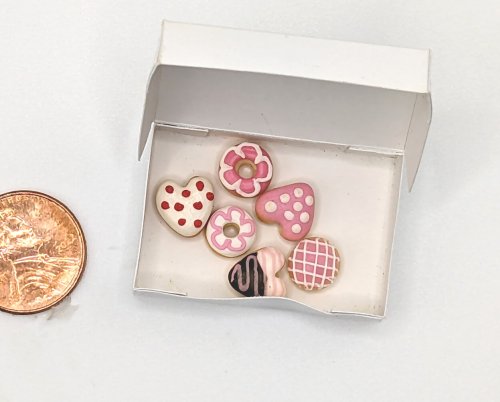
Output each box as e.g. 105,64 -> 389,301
206,206 -> 257,257
219,142 -> 273,198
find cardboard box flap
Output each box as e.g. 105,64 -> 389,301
139,21 -> 432,189
404,93 -> 432,190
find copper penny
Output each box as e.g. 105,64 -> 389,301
0,191 -> 86,314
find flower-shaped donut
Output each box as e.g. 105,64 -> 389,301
219,142 -> 273,198
206,206 -> 256,257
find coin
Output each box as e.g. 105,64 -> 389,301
0,191 -> 86,314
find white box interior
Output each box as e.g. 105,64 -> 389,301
134,22 -> 431,318
135,127 -> 402,317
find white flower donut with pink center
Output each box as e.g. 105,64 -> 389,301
219,142 -> 273,198
206,206 -> 257,258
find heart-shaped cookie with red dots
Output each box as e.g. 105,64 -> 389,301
255,183 -> 315,241
156,176 -> 215,237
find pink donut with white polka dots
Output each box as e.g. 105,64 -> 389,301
255,183 -> 315,241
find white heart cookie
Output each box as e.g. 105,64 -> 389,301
156,176 -> 215,237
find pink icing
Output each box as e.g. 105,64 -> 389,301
255,183 -> 314,241
257,247 -> 286,297
207,206 -> 256,255
288,238 -> 340,291
219,142 -> 273,198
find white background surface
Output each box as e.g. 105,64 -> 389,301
0,1 -> 499,401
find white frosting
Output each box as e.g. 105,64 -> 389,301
239,222 -> 254,235
291,224 -> 302,234
280,194 -> 290,203
265,201 -> 277,213
294,188 -> 304,197
214,215 -> 227,227
206,206 -> 256,258
284,211 -> 294,221
300,212 -> 310,223
229,236 -> 243,249
293,202 -> 303,212
156,177 -> 214,237
305,195 -> 314,206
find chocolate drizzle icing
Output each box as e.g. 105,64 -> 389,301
228,252 -> 265,297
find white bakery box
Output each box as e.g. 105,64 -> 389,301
134,21 -> 432,318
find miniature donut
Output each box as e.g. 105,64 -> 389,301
255,182 -> 314,241
206,206 -> 256,257
156,176 -> 215,237
228,247 -> 286,297
219,142 -> 273,198
288,237 -> 340,291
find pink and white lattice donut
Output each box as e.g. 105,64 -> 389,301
219,142 -> 273,198
288,237 -> 340,291
206,206 -> 257,258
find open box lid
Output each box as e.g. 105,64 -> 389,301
139,21 -> 432,189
